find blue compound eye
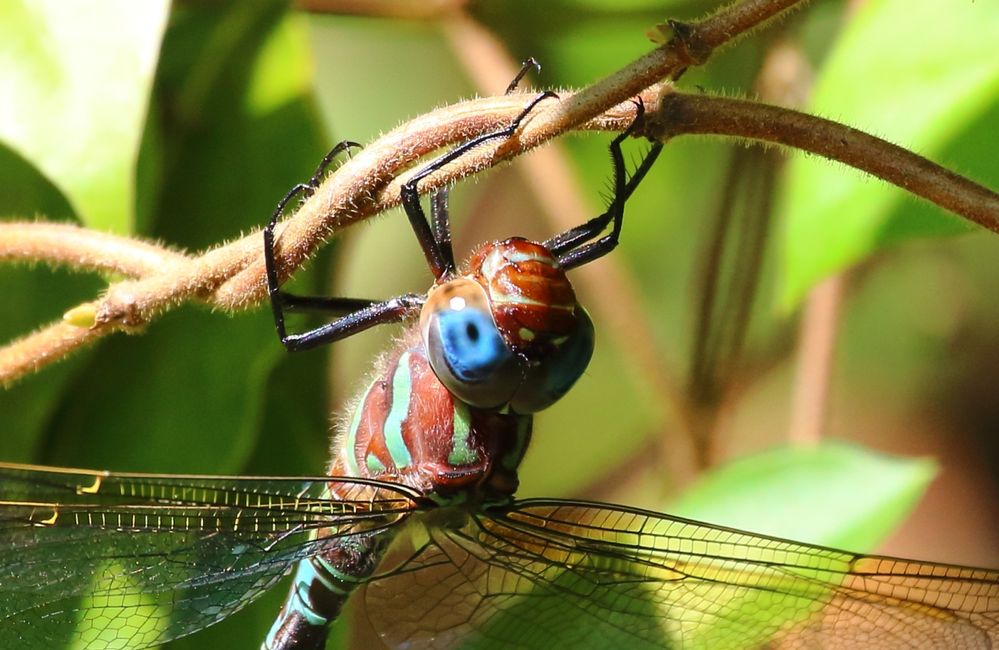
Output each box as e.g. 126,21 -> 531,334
437,308 -> 511,382
421,279 -> 521,410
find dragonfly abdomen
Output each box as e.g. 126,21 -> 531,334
263,535 -> 386,650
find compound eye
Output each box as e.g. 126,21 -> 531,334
437,307 -> 509,381
510,305 -> 595,414
421,279 -> 520,409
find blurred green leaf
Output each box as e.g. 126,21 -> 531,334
672,441 -> 936,549
0,0 -> 168,231
0,268 -> 96,460
11,7 -> 330,647
0,137 -> 88,458
46,309 -> 279,474
670,442 -> 935,648
309,16 -> 469,143
41,5 -> 326,477
780,0 -> 999,307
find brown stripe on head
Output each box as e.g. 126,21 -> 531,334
468,238 -> 579,354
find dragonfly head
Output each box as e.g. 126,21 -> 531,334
420,238 -> 594,414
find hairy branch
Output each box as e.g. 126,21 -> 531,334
0,222 -> 188,277
218,0 -> 812,307
213,91 -> 657,309
652,92 -> 999,233
0,322 -> 101,383
0,0 -> 870,385
0,97 -> 647,384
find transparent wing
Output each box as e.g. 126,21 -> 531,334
0,462 -> 418,649
365,498 -> 999,649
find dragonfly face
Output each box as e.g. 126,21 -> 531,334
420,238 -> 595,414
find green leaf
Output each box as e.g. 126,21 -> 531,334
309,16 -> 470,143
672,441 -> 935,550
46,310 -> 280,475
669,441 -> 935,648
0,268 -> 97,461
0,141 -> 88,459
780,0 -> 999,307
0,0 -> 168,232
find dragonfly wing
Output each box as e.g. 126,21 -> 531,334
2,523 -> 299,649
364,499 -> 999,649
0,463 -> 416,649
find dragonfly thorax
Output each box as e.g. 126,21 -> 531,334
420,237 -> 595,414
332,330 -> 532,505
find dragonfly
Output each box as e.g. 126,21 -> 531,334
3,66 -> 999,650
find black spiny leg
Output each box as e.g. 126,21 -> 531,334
265,59 -> 553,351
430,188 -> 454,277
264,141 -> 424,352
400,57 -> 547,280
546,100 -> 664,270
401,87 -> 557,280
399,57 -> 549,280
505,57 -> 541,95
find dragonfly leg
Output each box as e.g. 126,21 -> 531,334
266,63 -> 552,350
267,140 -> 362,241
409,58 -> 543,281
401,89 -> 558,280
430,186 -> 454,276
264,142 -> 425,351
278,295 -> 379,315
271,293 -> 424,352
505,57 -> 541,95
545,100 -> 664,270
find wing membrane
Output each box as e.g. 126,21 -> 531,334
365,499 -> 999,649
0,463 -> 418,649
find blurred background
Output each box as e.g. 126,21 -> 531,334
1,0 -> 998,647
